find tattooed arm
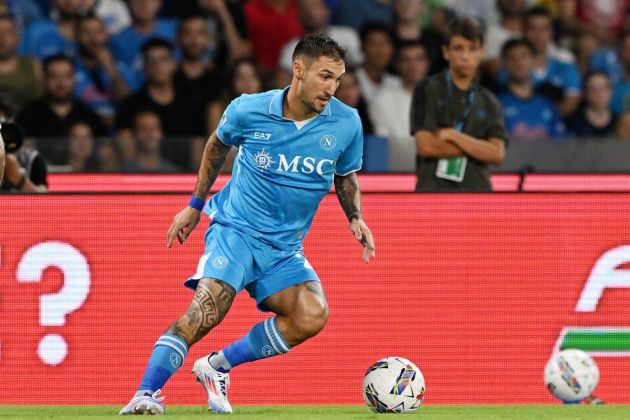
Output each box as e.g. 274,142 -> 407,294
167,132 -> 231,247
334,172 -> 376,263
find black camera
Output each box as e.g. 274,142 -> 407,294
1,122 -> 24,153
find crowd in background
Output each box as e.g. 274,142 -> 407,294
1,0 -> 630,179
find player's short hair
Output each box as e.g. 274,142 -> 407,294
501,38 -> 536,58
42,54 -> 74,74
446,17 -> 485,46
292,33 -> 347,65
141,37 -> 175,58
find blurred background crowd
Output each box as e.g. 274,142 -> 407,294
1,0 -> 630,187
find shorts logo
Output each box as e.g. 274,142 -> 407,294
170,352 -> 182,368
212,256 -> 229,269
253,149 -> 275,170
262,345 -> 276,357
320,135 -> 336,150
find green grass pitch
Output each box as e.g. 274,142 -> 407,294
0,405 -> 629,419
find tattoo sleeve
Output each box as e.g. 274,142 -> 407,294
334,172 -> 362,221
193,131 -> 232,199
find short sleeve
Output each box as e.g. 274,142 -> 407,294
410,80 -> 438,135
335,112 -> 363,175
216,96 -> 243,147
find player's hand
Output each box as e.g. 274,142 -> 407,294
167,206 -> 202,247
437,128 -> 454,141
350,217 -> 375,263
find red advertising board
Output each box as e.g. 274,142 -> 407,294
1,194 -> 630,405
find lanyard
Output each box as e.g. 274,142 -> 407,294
446,71 -> 477,131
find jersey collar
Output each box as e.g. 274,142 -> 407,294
268,86 -> 332,119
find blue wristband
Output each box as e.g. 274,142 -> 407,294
188,196 -> 205,211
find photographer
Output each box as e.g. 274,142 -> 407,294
0,121 -> 47,193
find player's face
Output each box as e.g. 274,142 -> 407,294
298,56 -> 345,113
180,18 -> 210,59
443,35 -> 483,79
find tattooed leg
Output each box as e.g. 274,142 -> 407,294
166,278 -> 236,347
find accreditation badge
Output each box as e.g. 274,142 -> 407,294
435,156 -> 467,182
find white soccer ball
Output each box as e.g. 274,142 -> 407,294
544,349 -> 599,403
362,357 -> 425,413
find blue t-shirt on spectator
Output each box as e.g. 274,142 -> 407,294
74,58 -> 137,119
108,19 -> 178,87
499,89 -> 567,140
19,20 -> 75,58
590,48 -> 623,84
611,81 -> 630,114
499,57 -> 581,99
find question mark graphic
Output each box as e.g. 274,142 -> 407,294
17,241 -> 91,365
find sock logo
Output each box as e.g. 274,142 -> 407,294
261,345 -> 276,357
170,352 -> 182,368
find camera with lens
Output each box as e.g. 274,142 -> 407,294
1,121 -> 24,153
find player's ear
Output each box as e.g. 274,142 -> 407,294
293,59 -> 304,80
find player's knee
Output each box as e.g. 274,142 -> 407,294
291,298 -> 329,340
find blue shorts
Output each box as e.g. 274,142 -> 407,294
185,223 -> 320,311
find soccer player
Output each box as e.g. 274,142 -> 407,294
119,33 -> 375,415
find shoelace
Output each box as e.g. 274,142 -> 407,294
150,389 -> 165,403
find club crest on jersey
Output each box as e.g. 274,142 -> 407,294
253,149 -> 275,170
212,256 -> 229,269
320,135 -> 336,150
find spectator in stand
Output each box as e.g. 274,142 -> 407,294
498,38 -> 566,140
332,0 -> 394,31
208,57 -> 262,132
521,6 -> 581,117
482,0 -> 526,78
74,14 -> 134,126
175,15 -> 222,131
590,30 -> 630,85
78,0 -> 132,35
609,32 -> 630,115
369,40 -> 430,171
108,0 -> 177,83
0,15 -> 43,111
616,112 -> 630,139
279,0 -> 363,72
356,22 -> 402,110
65,121 -> 98,171
207,57 -> 262,171
446,0 -> 499,25
19,0 -> 81,59
119,110 -> 181,172
0,0 -> 45,34
573,31 -> 599,76
556,0 -> 627,45
169,0 -> 251,71
334,68 -> 374,135
244,0 -> 303,73
567,71 -> 618,138
93,137 -> 120,171
16,54 -> 107,159
116,38 -> 205,169
393,0 -> 446,75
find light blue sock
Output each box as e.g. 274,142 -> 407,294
210,317 -> 291,372
138,333 -> 188,393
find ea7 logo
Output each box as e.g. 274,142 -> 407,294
254,131 -> 272,140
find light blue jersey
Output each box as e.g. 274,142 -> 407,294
207,87 -> 363,250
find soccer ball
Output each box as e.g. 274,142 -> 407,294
544,349 -> 599,403
362,357 -> 425,413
